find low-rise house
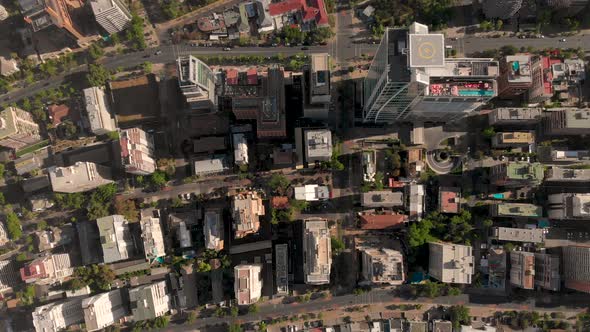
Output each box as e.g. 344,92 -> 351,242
490,162 -> 544,187
204,209 -> 224,251
490,203 -> 543,218
192,155 -> 230,177
234,264 -> 263,305
0,56 -> 19,77
294,184 -> 329,201
491,227 -> 545,243
34,225 -> 74,252
233,133 -> 248,165
29,193 -> 54,212
20,253 -> 73,285
32,297 -> 85,332
140,216 -> 165,262
439,187 -> 460,214
83,87 -> 116,135
406,184 -> 425,221
231,191 -> 265,239
429,242 -> 474,284
534,252 -> 560,291
97,215 -> 134,263
547,193 -> 590,220
510,251 -> 535,290
47,104 -> 77,126
129,281 -> 171,321
361,191 -> 403,208
82,289 -> 128,331
432,320 -> 453,332
358,213 -> 408,230
303,218 -> 331,285
360,248 -> 404,285
491,131 -> 535,148
48,161 -> 114,193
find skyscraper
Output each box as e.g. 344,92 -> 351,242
90,0 -> 132,35
176,55 -> 217,111
362,22 -> 498,123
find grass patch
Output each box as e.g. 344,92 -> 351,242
16,140 -> 49,157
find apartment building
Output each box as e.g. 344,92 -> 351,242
120,127 -> 156,175
32,297 -> 85,332
490,162 -> 544,187
428,242 -> 474,284
18,0 -> 84,39
0,107 -> 41,151
140,216 -> 165,261
510,251 -> 535,290
83,87 -> 116,135
490,203 -> 543,218
545,167 -> 590,182
0,260 -> 20,294
543,108 -> 590,136
97,215 -> 134,263
360,248 -> 405,285
233,133 -> 248,166
234,264 -> 263,305
537,147 -> 590,164
82,289 -> 128,331
89,0 -> 132,34
303,218 -> 332,285
491,132 -> 535,148
129,281 -> 171,321
491,227 -> 545,243
294,184 -> 330,201
275,243 -> 289,295
20,253 -> 73,285
304,53 -> 331,120
304,129 -> 332,164
497,54 -> 540,98
488,107 -> 543,126
48,161 -> 114,193
361,191 -> 404,208
231,191 -> 265,239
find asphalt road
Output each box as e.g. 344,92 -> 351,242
158,288 -> 589,332
0,45 -> 328,107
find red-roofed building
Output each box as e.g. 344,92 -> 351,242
359,214 -> 407,230
20,260 -> 46,283
268,0 -> 329,28
247,68 -> 258,85
120,127 -> 156,175
271,196 -> 290,209
47,104 -> 70,126
19,253 -> 73,285
226,69 -> 238,85
439,187 -> 461,214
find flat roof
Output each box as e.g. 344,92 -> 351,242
493,227 -> 545,243
362,191 -> 404,208
495,203 -> 543,217
409,33 -> 445,68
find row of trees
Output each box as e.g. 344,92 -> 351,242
372,0 -> 452,31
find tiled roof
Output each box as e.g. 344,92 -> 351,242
359,214 -> 407,230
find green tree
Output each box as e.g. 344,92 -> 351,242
449,305 -> 470,329
268,173 -> 290,193
88,43 -> 104,61
258,321 -> 268,331
162,0 -> 182,19
16,252 -> 28,262
141,61 -> 153,74
495,19 -> 504,30
70,265 -> 115,292
153,316 -> 170,328
62,120 -> 78,138
106,131 -> 120,140
229,323 -> 242,332
248,303 -> 259,314
230,306 -> 239,317
447,286 -> 462,296
0,163 -> 5,178
5,211 -> 22,239
331,236 -> 345,253
126,14 -> 147,50
86,64 -> 112,87
149,171 -> 168,190
36,220 -> 48,231
54,192 -> 86,210
482,126 -> 496,139
16,285 -> 35,306
0,192 -> 5,205
197,261 -> 211,272
114,199 -> 138,222
186,311 -> 197,324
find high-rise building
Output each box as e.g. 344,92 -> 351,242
48,161 -> 114,193
487,107 -> 543,126
543,108 -> 590,136
547,193 -> 590,220
32,297 -> 85,332
83,87 -> 116,135
304,53 -> 331,120
534,252 -> 560,291
0,107 -> 41,151
176,55 -> 217,111
120,127 -> 156,175
234,264 -> 263,305
362,22 -> 498,123
82,289 -> 128,331
303,218 -> 331,285
428,242 -> 474,284
563,246 -> 590,293
360,248 -> 404,285
97,215 -> 134,263
18,0 -> 84,39
0,260 -> 19,294
129,281 -> 171,321
510,251 -> 535,290
545,167 -> 590,182
89,0 -> 132,35
491,227 -> 545,243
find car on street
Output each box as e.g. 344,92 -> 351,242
560,38 -> 566,42
301,46 -> 309,50
223,47 -> 232,51
154,50 -> 162,55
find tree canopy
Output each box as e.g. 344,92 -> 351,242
5,211 -> 22,239
69,264 -> 115,292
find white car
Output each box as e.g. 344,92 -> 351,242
560,38 -> 566,42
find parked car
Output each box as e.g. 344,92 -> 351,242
154,50 -> 162,55
223,47 -> 232,51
